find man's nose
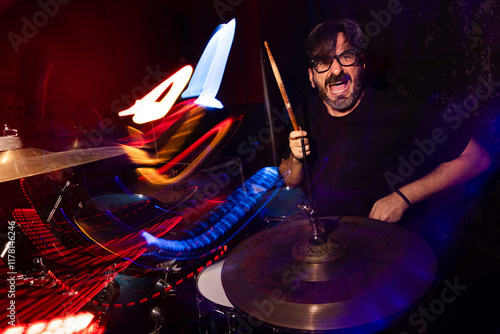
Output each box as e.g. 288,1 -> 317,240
329,58 -> 343,76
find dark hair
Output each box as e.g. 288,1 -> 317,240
306,19 -> 366,61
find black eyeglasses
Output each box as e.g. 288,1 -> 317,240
310,49 -> 361,73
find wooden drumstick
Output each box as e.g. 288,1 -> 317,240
264,41 -> 300,132
264,41 -> 315,208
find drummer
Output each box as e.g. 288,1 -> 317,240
280,19 -> 491,223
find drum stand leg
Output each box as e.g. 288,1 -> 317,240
227,310 -> 237,334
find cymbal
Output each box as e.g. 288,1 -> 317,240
221,216 -> 438,332
0,146 -> 126,183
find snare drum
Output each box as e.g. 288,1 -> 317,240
197,259 -> 286,334
196,259 -> 246,334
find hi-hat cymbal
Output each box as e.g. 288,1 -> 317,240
221,216 -> 438,332
0,146 -> 126,183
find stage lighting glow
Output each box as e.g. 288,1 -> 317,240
2,312 -> 98,334
181,19 -> 236,109
118,65 -> 193,124
142,167 -> 280,256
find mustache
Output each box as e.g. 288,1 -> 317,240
325,73 -> 351,86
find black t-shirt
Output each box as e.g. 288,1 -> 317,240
286,87 -> 470,217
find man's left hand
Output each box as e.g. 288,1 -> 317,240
369,192 -> 410,223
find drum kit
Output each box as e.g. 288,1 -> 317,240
177,42 -> 431,333
1,145 -> 438,334
196,208 -> 438,333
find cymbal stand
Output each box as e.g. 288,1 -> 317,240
46,180 -> 72,222
298,138 -> 323,243
298,203 -> 323,244
294,140 -> 346,263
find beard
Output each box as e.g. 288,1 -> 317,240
318,71 -> 364,113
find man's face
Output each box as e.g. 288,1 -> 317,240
308,32 -> 365,116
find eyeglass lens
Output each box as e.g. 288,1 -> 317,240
314,50 -> 357,72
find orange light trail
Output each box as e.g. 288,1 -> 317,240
120,101 -> 206,165
136,116 -> 240,185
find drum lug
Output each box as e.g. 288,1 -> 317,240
155,259 -> 176,271
227,311 -> 237,334
94,279 -> 120,304
149,306 -> 165,333
155,279 -> 175,297
195,295 -> 206,317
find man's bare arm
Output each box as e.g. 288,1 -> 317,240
370,138 -> 491,222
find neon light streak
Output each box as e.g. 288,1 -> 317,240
118,19 -> 236,124
142,167 -> 280,257
137,116 -> 239,185
2,312 -> 98,334
181,18 -> 236,109
120,102 -> 205,165
122,99 -> 198,146
118,65 -> 193,124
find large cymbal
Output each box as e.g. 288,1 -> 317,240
0,146 -> 126,183
221,216 -> 438,332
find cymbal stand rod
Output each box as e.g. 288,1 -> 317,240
300,138 -> 314,208
47,180 -> 71,222
298,202 -> 323,243
306,205 -> 322,243
151,122 -> 159,163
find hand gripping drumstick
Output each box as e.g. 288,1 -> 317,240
264,41 -> 315,212
264,41 -> 300,132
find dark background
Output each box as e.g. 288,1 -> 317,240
1,0 -> 499,160
1,0 -> 500,333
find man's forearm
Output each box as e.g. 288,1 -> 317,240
279,153 -> 305,188
369,138 -> 491,223
398,138 -> 491,205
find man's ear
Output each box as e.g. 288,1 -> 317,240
308,68 -> 316,88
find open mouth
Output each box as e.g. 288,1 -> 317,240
325,73 -> 350,95
328,77 -> 349,94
